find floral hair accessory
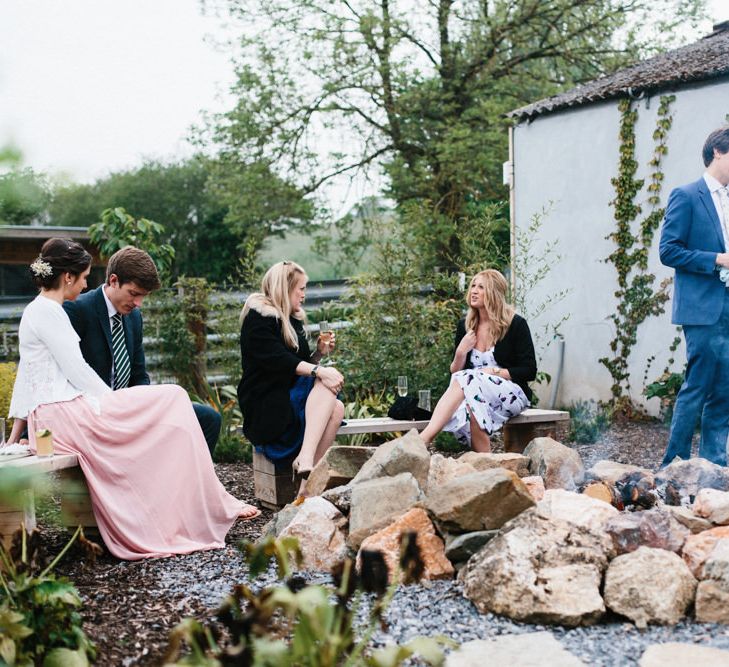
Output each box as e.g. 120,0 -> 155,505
30,257 -> 53,278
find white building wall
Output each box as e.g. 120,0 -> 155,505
512,79 -> 729,413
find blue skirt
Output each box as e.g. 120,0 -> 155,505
256,376 -> 314,463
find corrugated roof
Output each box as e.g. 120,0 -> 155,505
508,22 -> 729,122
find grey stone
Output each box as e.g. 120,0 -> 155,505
304,446 -> 377,496
258,503 -> 300,539
640,643 -> 729,666
350,429 -> 430,490
459,451 -> 531,477
537,489 -> 618,535
693,488 -> 729,525
662,504 -> 713,534
320,484 -> 352,515
656,458 -> 729,497
604,508 -> 689,555
444,530 -> 498,563
523,437 -> 585,490
587,460 -> 654,486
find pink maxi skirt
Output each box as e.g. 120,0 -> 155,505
28,385 -> 244,560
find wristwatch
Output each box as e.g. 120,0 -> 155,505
310,364 -> 320,377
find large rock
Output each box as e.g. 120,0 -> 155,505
587,460 -> 654,486
537,489 -> 618,534
445,632 -> 585,667
640,643 -> 729,666
695,540 -> 729,623
459,451 -> 531,477
259,503 -> 300,539
459,508 -> 611,626
656,458 -> 729,497
357,508 -> 454,582
320,485 -> 352,515
444,530 -> 498,564
426,453 -> 477,491
523,437 -> 585,490
603,547 -> 696,628
522,476 -> 546,502
693,488 -> 729,525
604,508 -> 689,555
663,504 -> 713,534
278,497 -> 348,571
426,469 -> 534,533
304,446 -> 377,496
682,527 -> 729,577
348,472 -> 423,548
350,429 -> 430,489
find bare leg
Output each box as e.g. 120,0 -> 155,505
294,381 -> 340,470
469,411 -> 491,453
420,378 -> 466,444
314,399 -> 344,464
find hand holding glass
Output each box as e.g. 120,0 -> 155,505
397,376 -> 408,397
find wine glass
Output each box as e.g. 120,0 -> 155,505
397,376 -> 408,397
418,389 -> 431,412
319,321 -> 334,365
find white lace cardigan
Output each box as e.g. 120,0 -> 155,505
8,294 -> 112,419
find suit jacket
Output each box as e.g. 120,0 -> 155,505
63,285 -> 150,388
659,177 -> 726,326
454,314 -> 537,401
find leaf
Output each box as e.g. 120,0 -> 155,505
42,646 -> 90,667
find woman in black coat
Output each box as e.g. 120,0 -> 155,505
420,269 -> 536,452
237,261 -> 344,477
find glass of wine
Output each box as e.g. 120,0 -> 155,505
397,376 -> 408,397
319,321 -> 334,365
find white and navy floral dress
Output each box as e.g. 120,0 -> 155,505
443,347 -> 529,445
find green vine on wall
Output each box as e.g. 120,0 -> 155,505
599,94 -> 675,405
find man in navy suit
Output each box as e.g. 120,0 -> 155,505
660,126 -> 729,467
63,246 -> 221,455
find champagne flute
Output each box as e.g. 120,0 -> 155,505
397,375 -> 408,397
319,321 -> 334,365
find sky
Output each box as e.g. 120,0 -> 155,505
1,0 -> 729,194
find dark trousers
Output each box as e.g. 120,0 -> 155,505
192,402 -> 221,457
662,293 -> 729,467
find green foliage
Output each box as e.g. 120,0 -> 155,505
0,526 -> 96,666
645,371 -> 684,423
88,206 -> 175,281
568,400 -> 612,444
339,389 -> 395,447
0,362 -> 16,440
0,168 -> 52,226
600,96 -> 675,405
164,534 -> 454,666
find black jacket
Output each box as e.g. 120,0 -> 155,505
237,297 -> 311,445
454,314 -> 537,401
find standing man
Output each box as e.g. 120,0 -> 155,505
660,126 -> 729,467
63,246 -> 221,456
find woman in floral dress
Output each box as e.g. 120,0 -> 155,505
420,270 -> 537,452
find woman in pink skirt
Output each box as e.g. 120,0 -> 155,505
7,238 -> 259,560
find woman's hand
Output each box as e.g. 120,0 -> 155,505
318,366 -> 344,394
482,367 -> 511,380
456,330 -> 477,356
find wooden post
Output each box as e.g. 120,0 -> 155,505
0,488 -> 35,551
503,421 -> 561,454
59,468 -> 97,531
252,451 -> 297,510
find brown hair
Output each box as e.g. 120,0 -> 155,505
702,126 -> 729,167
464,269 -> 514,342
105,247 -> 161,291
30,238 -> 92,290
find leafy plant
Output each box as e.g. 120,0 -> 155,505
645,371 -> 684,423
0,362 -> 16,440
163,534 -> 454,666
567,400 -> 612,444
338,389 -> 395,447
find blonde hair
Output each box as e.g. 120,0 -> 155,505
464,269 -> 514,341
241,261 -> 308,349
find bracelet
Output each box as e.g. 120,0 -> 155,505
310,364 -> 320,378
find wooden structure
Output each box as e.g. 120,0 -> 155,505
252,408 -> 570,509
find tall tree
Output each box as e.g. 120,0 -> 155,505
0,168 -> 52,225
206,0 -> 705,266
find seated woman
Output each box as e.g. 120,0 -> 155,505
7,238 -> 259,560
238,261 -> 344,479
420,269 -> 536,452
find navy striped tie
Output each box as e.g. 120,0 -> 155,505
111,313 -> 131,389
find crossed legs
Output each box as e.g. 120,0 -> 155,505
292,379 -> 344,473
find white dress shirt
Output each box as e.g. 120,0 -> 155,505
8,294 -> 112,419
101,285 -> 121,387
704,172 -> 729,248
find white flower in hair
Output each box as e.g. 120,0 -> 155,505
30,257 -> 53,278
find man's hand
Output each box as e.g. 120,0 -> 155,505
717,253 -> 729,269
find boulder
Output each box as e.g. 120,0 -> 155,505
640,643 -> 729,666
695,540 -> 729,623
522,437 -> 585,490
426,453 -> 477,491
682,527 -> 729,577
350,429 -> 430,489
604,508 -> 689,555
278,497 -> 348,571
693,488 -> 729,525
459,508 -> 612,626
320,485 -> 352,515
603,547 -> 696,628
656,458 -> 729,497
701,538 -> 729,583
459,451 -> 531,477
304,446 -> 377,496
259,503 -> 300,539
357,508 -> 454,582
426,469 -> 534,534
587,460 -> 654,486
522,475 -> 546,502
445,632 -> 585,667
662,504 -> 713,534
348,472 -> 423,548
444,530 -> 498,564
537,489 -> 618,535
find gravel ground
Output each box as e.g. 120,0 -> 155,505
37,421 -> 729,666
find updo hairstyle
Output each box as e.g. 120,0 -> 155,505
30,238 -> 92,289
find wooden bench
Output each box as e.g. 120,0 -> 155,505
252,408 -> 570,509
0,453 -> 96,549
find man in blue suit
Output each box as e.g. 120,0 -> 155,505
660,126 -> 729,467
63,246 -> 221,456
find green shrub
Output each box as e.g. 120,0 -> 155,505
568,400 -> 612,444
645,371 -> 684,422
0,362 -> 16,439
